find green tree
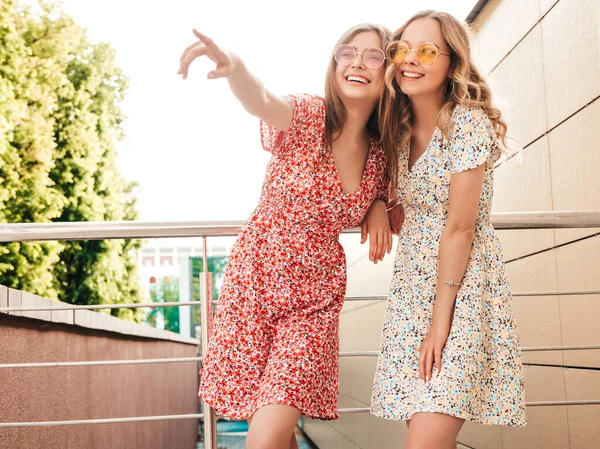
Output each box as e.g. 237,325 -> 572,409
0,0 -> 142,319
0,0 -> 68,299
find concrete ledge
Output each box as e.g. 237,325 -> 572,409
21,291 -> 52,321
0,284 -> 198,346
0,285 -> 7,312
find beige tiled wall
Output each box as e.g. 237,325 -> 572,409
555,236 -> 600,369
485,0 -> 600,446
505,251 -> 564,366
488,25 -> 547,148
472,0 -> 541,73
549,98 -> 600,245
564,369 -> 600,449
539,0 -> 560,15
541,0 -> 600,129
493,136 -> 555,261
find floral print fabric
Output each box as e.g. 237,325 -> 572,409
371,106 -> 527,427
199,94 -> 389,420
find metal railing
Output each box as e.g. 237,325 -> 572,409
2,210 -> 600,243
0,211 -> 599,446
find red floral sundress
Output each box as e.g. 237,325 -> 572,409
198,94 -> 388,420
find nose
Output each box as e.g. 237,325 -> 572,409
403,48 -> 419,66
351,51 -> 365,69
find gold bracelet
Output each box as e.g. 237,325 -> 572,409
386,200 -> 401,212
440,278 -> 461,287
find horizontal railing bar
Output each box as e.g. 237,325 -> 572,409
344,290 -> 600,302
0,414 -> 205,428
520,345 -> 600,352
0,357 -> 202,369
512,290 -> 600,297
2,290 -> 598,313
0,301 -> 202,312
340,351 -> 379,357
7,346 -> 597,370
336,400 -> 600,416
6,400 -> 600,427
0,221 -> 245,242
1,211 -> 599,242
338,345 -> 600,357
344,296 -> 386,301
339,407 -> 371,414
526,400 -> 600,407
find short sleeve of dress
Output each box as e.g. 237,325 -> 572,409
260,94 -> 325,157
449,106 -> 502,174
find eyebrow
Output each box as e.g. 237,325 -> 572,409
402,40 -> 445,50
347,45 -> 380,51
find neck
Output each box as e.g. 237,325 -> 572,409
410,88 -> 445,131
337,98 -> 375,142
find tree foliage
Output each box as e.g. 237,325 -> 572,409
0,0 -> 142,320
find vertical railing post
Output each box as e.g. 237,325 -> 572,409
200,235 -> 217,448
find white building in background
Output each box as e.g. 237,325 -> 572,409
136,237 -> 235,334
137,237 -> 235,288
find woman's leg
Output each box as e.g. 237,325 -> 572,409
246,404 -> 301,449
247,415 -> 298,449
405,412 -> 464,449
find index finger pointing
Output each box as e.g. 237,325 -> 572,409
193,29 -> 228,61
193,30 -> 218,50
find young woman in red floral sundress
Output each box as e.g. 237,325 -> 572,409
178,24 -> 398,449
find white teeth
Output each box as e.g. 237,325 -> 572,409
403,72 -> 424,78
347,76 -> 369,84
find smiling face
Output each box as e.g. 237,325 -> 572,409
333,31 -> 386,107
394,18 -> 452,99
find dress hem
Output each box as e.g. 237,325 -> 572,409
199,392 -> 339,421
369,407 -> 527,428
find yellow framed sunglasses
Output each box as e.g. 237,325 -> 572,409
386,41 -> 451,65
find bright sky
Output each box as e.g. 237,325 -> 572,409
59,0 -> 478,222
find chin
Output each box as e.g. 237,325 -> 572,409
398,83 -> 429,97
339,91 -> 368,103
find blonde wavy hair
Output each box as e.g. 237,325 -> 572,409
380,10 -> 507,157
324,23 -> 399,191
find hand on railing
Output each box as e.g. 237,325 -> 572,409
387,199 -> 405,235
360,200 -> 393,264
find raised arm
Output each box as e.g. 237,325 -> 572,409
178,29 -> 292,131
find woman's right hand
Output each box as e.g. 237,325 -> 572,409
178,29 -> 238,80
177,29 -> 292,130
360,200 -> 393,264
387,200 -> 405,235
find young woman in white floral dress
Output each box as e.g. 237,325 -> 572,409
362,10 -> 527,449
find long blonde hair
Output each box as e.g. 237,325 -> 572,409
380,10 -> 507,157
324,23 -> 399,191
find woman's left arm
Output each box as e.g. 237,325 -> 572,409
419,163 -> 486,382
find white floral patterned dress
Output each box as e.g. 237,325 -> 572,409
371,105 -> 526,427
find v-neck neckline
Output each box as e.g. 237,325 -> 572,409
329,138 -> 375,196
406,128 -> 440,174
